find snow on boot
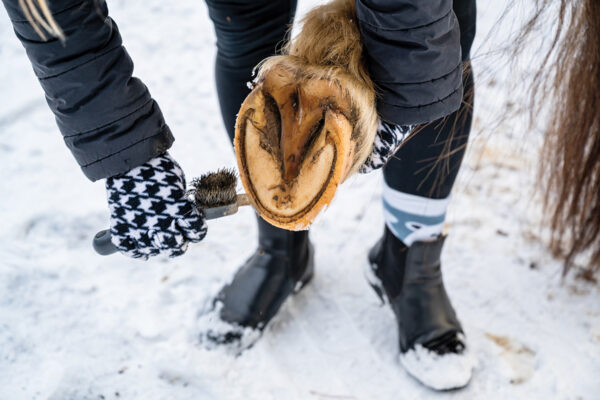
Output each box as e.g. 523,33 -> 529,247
199,217 -> 314,352
366,226 -> 476,390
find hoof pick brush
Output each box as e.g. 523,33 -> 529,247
93,169 -> 251,256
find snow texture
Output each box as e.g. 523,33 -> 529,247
1,1 -> 599,399
197,301 -> 262,355
399,334 -> 477,391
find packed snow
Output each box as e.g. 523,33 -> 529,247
399,335 -> 477,391
1,1 -> 599,399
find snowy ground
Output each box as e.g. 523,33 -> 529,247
1,1 -> 599,399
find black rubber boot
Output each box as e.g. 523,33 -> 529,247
207,217 -> 314,344
366,226 -> 474,390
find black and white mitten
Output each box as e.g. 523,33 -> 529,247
360,120 -> 413,173
106,152 -> 207,259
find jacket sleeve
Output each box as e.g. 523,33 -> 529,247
2,0 -> 174,181
355,0 -> 463,125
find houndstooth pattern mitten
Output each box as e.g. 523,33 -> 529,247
106,152 -> 207,259
359,120 -> 413,173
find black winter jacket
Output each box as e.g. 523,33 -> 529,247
356,0 -> 469,125
3,0 -> 474,181
3,0 -> 173,181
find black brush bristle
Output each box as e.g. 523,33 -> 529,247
190,168 -> 238,208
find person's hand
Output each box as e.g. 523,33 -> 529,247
359,120 -> 413,173
105,152 -> 207,259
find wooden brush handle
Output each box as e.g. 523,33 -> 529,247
236,193 -> 251,207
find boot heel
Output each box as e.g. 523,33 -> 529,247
293,270 -> 314,294
293,246 -> 315,294
293,252 -> 315,294
363,261 -> 387,305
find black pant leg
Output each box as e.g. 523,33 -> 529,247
205,0 -> 297,143
383,66 -> 474,199
382,0 -> 476,199
453,0 -> 477,62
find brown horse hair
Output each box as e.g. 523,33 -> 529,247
261,0 -> 379,176
518,0 -> 600,273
